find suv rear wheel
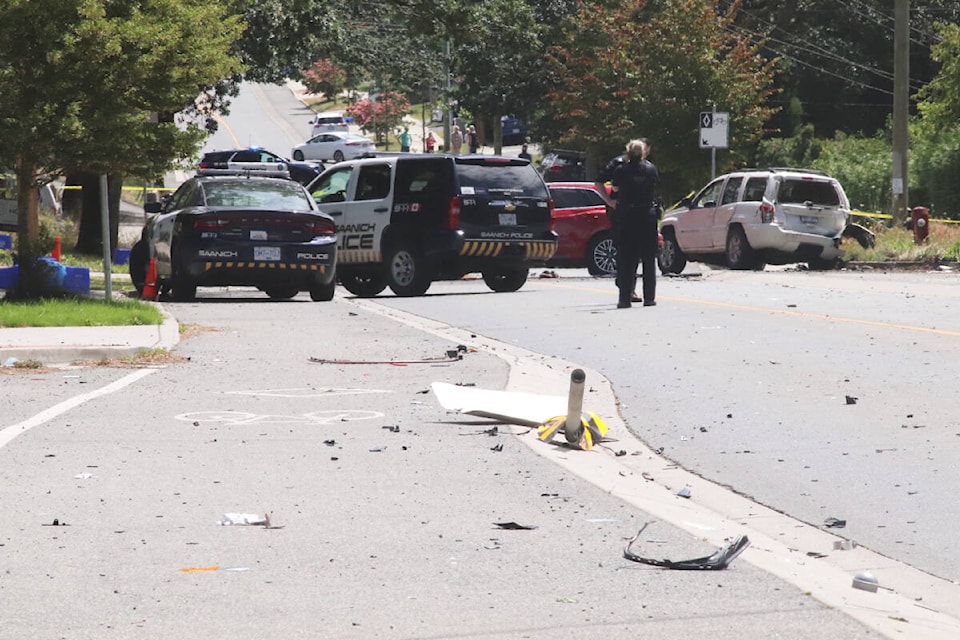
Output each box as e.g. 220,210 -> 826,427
726,226 -> 761,270
385,242 -> 432,297
482,267 -> 528,292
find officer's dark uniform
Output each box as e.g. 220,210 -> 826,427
595,155 -> 628,286
610,156 -> 660,307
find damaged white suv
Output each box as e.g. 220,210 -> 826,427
658,168 -> 858,272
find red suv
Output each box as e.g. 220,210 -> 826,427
547,181 -> 663,276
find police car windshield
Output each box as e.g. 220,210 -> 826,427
457,164 -> 548,197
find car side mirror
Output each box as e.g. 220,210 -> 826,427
144,201 -> 162,215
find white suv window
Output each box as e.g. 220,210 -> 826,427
720,177 -> 743,205
743,177 -> 767,201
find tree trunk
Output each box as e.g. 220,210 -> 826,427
14,157 -> 39,247
75,173 -> 121,256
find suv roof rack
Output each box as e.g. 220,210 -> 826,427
739,167 -> 829,176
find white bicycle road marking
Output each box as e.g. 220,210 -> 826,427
225,387 -> 392,398
175,409 -> 383,426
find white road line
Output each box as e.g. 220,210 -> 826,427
0,369 -> 158,449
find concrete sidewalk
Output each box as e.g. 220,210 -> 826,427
0,301 -> 179,366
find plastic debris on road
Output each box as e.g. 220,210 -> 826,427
623,522 -> 750,570
218,513 -> 269,526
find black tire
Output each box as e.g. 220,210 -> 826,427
292,150 -> 305,161
808,257 -> 839,271
481,267 -> 528,292
586,232 -> 617,276
658,230 -> 687,274
385,242 -> 431,296
725,226 -> 761,270
333,150 -> 345,162
170,244 -> 197,301
339,270 -> 388,297
310,280 -> 336,301
264,287 -> 299,300
128,240 -> 148,295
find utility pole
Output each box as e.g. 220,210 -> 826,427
891,0 -> 909,223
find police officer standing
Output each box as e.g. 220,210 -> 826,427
597,139 -> 660,308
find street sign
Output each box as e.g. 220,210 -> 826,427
700,111 -> 729,149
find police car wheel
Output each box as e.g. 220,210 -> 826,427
385,243 -> 431,297
310,281 -> 336,302
265,287 -> 299,300
482,267 -> 528,292
339,270 -> 387,297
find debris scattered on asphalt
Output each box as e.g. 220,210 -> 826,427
323,439 -> 336,446
483,426 -> 499,436
623,523 -> 750,570
676,487 -> 692,498
494,522 -> 537,530
382,425 -> 400,433
641,472 -> 654,481
615,449 -> 627,457
806,551 -> 828,558
218,513 -> 272,527
74,473 -> 94,479
309,350 -> 462,365
455,381 -> 476,387
491,443 -> 503,452
538,270 -> 558,278
42,519 -> 69,527
845,395 -> 858,405
369,446 -> 386,452
834,540 -> 858,551
823,517 -> 847,529
852,571 -> 879,592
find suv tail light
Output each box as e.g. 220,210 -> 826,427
759,202 -> 775,223
447,195 -> 462,230
548,197 -> 555,232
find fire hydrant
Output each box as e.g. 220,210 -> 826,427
907,206 -> 930,244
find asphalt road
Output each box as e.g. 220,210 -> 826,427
0,290 -> 893,639
5,81 -> 952,638
376,267 -> 960,583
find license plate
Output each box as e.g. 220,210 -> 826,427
499,213 -> 517,226
800,215 -> 818,225
254,246 -> 281,261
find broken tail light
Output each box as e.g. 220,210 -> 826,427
759,202 -> 775,223
447,195 -> 462,230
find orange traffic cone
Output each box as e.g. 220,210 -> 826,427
51,237 -> 61,262
142,257 -> 159,300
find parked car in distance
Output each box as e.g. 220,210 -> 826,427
548,182 -> 663,276
130,175 -> 338,302
198,147 -> 324,186
658,167 -> 852,273
539,150 -> 586,183
498,115 -> 527,146
292,132 -> 376,163
308,154 -> 557,297
310,111 -> 350,136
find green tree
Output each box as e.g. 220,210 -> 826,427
0,0 -> 242,290
450,0 -> 546,154
545,0 -> 777,201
